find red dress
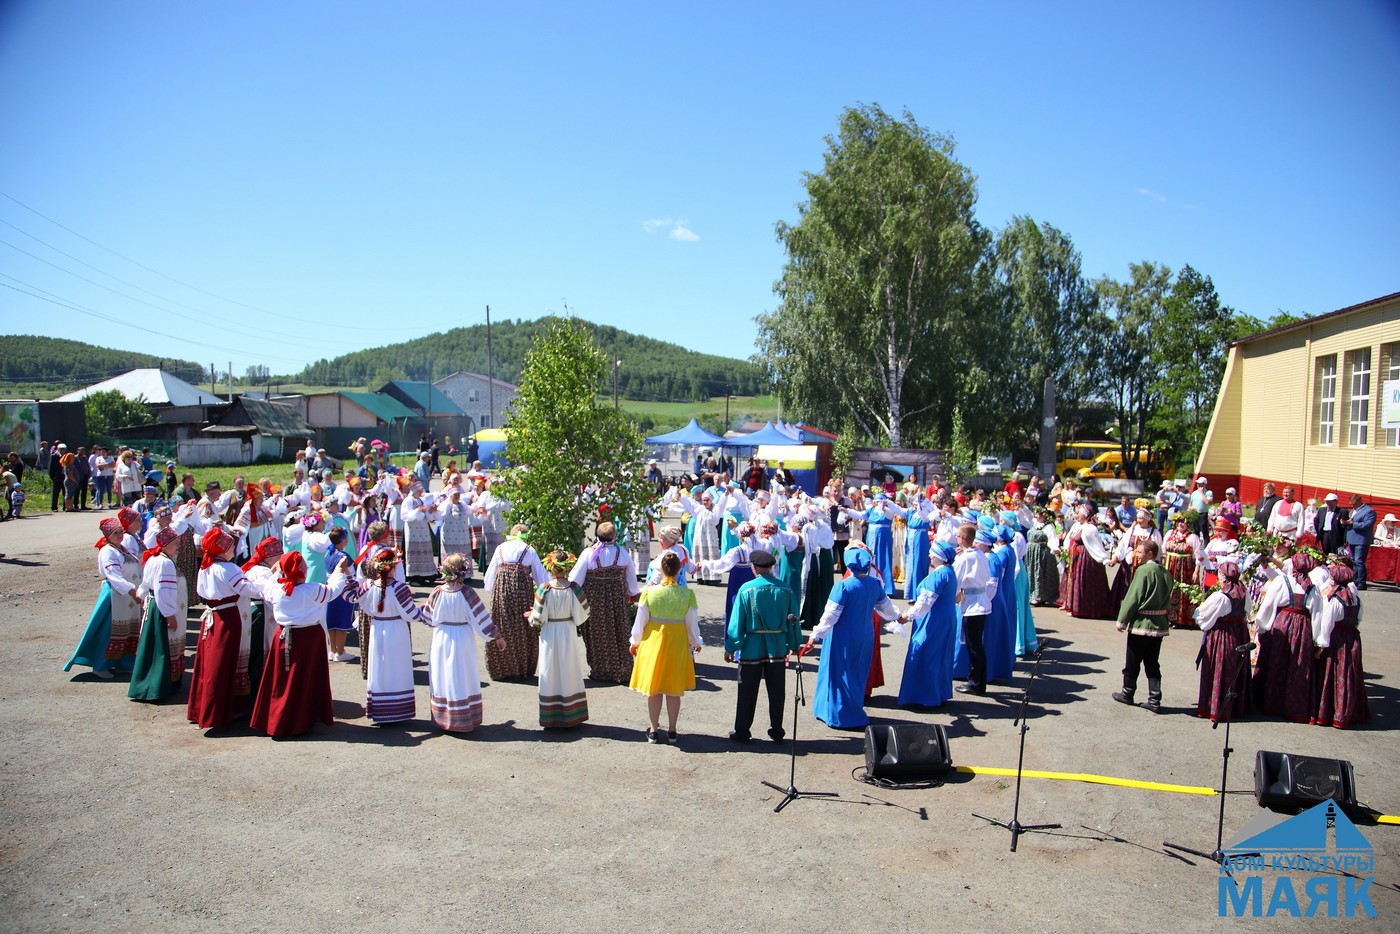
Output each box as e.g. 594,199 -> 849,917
186,595 -> 246,728
1255,582 -> 1314,724
249,624 -> 334,736
1311,599 -> 1371,729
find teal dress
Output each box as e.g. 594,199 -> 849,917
65,583 -> 114,673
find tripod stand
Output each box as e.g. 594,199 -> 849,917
761,644 -> 838,813
1164,641 -> 1257,866
972,642 -> 1062,851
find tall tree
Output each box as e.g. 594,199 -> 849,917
84,390 -> 153,444
985,216 -> 1100,448
1096,262 -> 1173,479
1148,265 -> 1236,462
757,104 -> 985,446
502,319 -> 650,554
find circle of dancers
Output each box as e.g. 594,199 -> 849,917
63,462 -> 1369,740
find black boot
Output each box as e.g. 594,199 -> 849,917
1140,678 -> 1162,713
1112,687 -> 1135,705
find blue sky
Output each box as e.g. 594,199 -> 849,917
2,1 -> 1397,385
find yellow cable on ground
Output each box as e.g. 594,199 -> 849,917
955,765 -> 1217,796
1376,814 -> 1400,825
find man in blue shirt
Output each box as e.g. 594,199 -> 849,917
1344,493 -> 1377,590
1114,494 -> 1136,529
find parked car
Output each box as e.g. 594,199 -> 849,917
1013,461 -> 1037,477
977,456 -> 1003,477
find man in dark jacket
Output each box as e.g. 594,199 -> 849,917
1343,494 -> 1376,589
1314,492 -> 1347,557
48,442 -> 66,511
1254,482 -> 1280,530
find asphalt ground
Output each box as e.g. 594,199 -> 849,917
1,509 -> 1396,932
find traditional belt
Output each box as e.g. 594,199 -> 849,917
749,628 -> 785,634
206,596 -> 238,609
546,616 -> 574,623
369,615 -> 403,622
962,587 -> 985,595
1139,608 -> 1169,616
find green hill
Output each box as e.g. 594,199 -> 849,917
0,336 -> 206,392
287,316 -> 769,403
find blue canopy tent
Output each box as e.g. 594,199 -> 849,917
644,417 -> 728,447
724,421 -> 801,448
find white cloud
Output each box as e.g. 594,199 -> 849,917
1136,187 -> 1168,203
642,217 -> 699,241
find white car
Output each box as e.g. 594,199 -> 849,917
977,456 -> 1003,477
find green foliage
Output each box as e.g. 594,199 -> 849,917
1095,262 -> 1174,479
830,416 -> 858,481
0,336 -> 205,389
947,405 -> 976,483
84,390 -> 154,444
757,103 -> 986,447
275,317 -> 767,403
1148,266 -> 1237,463
502,320 -> 650,554
984,216 -> 1101,449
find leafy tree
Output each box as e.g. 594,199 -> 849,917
1095,262 -> 1173,479
985,216 -> 1100,450
84,390 -> 153,444
1148,265 -> 1236,462
757,104 -> 986,446
245,364 -> 270,381
502,319 -> 650,554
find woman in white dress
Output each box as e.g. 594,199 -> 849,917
529,550 -> 589,729
355,551 -> 428,724
437,484 -> 473,562
424,554 -> 505,732
401,482 -> 439,582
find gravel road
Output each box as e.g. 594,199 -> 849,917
1,509 -> 1395,932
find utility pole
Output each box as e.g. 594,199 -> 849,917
613,359 -> 621,409
485,305 -> 494,431
724,383 -> 731,428
211,362 -> 216,397
227,361 -> 233,401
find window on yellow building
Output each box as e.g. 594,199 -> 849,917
1386,344 -> 1400,448
1315,354 -> 1337,445
1346,348 -> 1371,447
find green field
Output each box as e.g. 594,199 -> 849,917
612,394 -> 782,435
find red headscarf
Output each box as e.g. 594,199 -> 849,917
277,551 -> 307,596
95,516 -> 125,548
117,506 -> 140,531
1290,552 -> 1319,589
141,527 -> 180,566
200,527 -> 235,569
241,537 -> 284,572
246,484 -> 263,524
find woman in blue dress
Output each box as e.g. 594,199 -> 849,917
803,546 -> 900,729
895,495 -> 934,600
897,538 -> 959,707
840,494 -> 898,596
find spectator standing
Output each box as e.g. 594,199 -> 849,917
1343,494 -> 1376,589
1219,487 -> 1243,529
36,440 -> 51,473
93,447 -> 115,508
73,446 -> 91,510
115,449 -> 144,506
48,442 -> 66,511
139,447 -> 153,474
1114,494 -> 1136,529
5,452 -> 23,484
1266,485 -> 1302,538
1254,482 -> 1280,530
1,466 -> 16,520
1314,493 -> 1347,557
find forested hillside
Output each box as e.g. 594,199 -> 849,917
0,336 -> 206,388
285,316 -> 768,402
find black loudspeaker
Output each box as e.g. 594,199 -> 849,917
864,724 -> 953,780
1254,750 -> 1358,814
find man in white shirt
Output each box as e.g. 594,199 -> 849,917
1266,485 -> 1301,539
953,524 -> 998,696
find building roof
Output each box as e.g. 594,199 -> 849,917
204,397 -> 313,438
54,368 -> 225,406
339,391 -> 418,423
1232,290 -> 1400,346
436,371 -> 520,392
377,380 -> 466,415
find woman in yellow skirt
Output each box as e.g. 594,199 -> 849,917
628,551 -> 703,743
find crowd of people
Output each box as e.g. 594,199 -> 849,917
54,444 -> 1379,743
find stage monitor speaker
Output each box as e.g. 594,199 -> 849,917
864,724 -> 953,780
1254,750 -> 1358,814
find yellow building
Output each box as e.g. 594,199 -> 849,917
1195,290 -> 1400,512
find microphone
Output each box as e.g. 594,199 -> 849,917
1234,642 -> 1257,655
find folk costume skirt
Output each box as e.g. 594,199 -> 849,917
428,623 -> 486,732
187,598 -> 245,728
486,561 -> 538,680
537,620 -> 588,728
249,624 -> 334,737
628,618 -> 695,697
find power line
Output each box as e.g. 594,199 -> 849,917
0,275 -> 313,366
0,216 -> 371,349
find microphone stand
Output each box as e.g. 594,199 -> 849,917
1164,641 -> 1257,867
761,642 -> 839,813
972,642 -> 1062,852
